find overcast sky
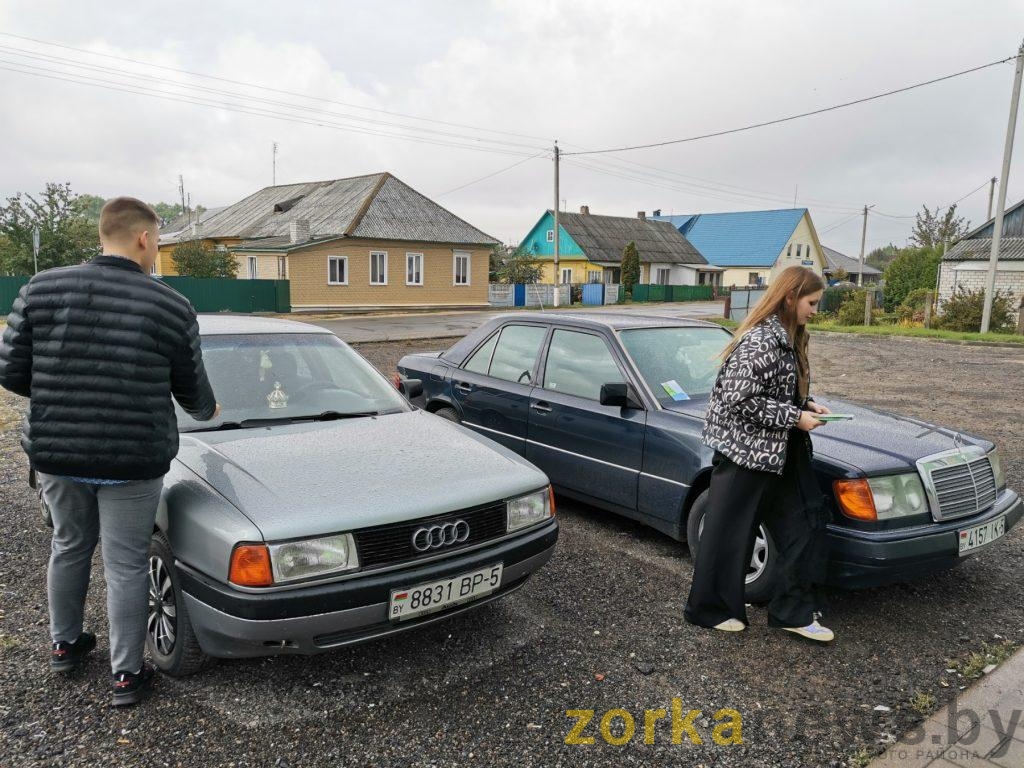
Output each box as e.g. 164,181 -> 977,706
1,1 -> 1023,256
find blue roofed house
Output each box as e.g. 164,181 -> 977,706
652,208 -> 826,287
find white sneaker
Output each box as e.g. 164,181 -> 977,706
713,619 -> 746,632
782,619 -> 834,642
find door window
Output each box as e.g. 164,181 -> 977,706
542,330 -> 624,400
486,325 -> 547,384
463,333 -> 499,374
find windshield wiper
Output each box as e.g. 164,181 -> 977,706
182,410 -> 383,432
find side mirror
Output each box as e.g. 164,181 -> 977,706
599,382 -> 643,409
399,378 -> 423,399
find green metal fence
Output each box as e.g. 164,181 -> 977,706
621,284 -> 714,302
0,275 -> 290,315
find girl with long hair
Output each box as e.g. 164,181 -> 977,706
684,265 -> 834,641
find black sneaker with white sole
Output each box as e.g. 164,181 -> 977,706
111,664 -> 156,707
50,632 -> 97,672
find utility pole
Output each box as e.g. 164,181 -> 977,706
857,205 -> 874,287
987,176 -> 997,221
552,142 -> 560,308
273,141 -> 278,186
179,175 -> 186,223
32,227 -> 39,275
982,40 -> 1024,333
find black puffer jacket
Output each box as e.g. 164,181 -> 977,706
0,255 -> 217,480
701,313 -> 805,474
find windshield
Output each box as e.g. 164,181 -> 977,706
619,326 -> 732,402
178,333 -> 409,431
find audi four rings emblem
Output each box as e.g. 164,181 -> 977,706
412,520 -> 470,552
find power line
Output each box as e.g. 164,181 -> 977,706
563,56 -> 1017,156
435,153 -> 546,198
0,31 -> 555,145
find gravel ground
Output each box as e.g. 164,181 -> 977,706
0,333 -> 1021,768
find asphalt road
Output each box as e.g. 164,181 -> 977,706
301,301 -> 726,343
0,332 -> 1021,767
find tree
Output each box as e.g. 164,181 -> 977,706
152,202 -> 187,224
910,204 -> 970,249
171,240 -> 239,278
497,251 -> 542,284
882,246 -> 942,311
76,194 -> 107,224
0,182 -> 99,274
831,266 -> 849,283
865,243 -> 899,271
621,241 -> 640,299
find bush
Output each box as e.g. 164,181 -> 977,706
882,246 -> 942,311
171,240 -> 238,278
936,286 -> 1016,332
570,284 -> 583,304
836,289 -> 869,325
896,288 -> 934,324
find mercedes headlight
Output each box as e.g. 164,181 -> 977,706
507,488 -> 554,533
868,473 -> 929,520
268,533 -> 359,583
989,449 -> 1006,491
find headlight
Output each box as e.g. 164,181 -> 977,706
989,449 -> 1006,491
507,488 -> 553,533
867,473 -> 929,520
268,533 -> 359,583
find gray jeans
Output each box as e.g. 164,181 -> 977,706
37,472 -> 163,674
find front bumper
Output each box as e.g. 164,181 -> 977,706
825,489 -> 1022,588
178,518 -> 558,658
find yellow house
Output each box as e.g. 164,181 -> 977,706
159,173 -> 497,310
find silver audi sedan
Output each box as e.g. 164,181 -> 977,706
145,316 -> 557,676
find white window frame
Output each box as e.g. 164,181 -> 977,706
328,255 -> 348,285
561,268 -> 573,285
546,229 -> 555,243
453,250 -> 471,286
656,267 -> 671,285
587,270 -> 601,284
406,252 -> 424,286
796,244 -> 803,259
370,250 -> 388,285
787,243 -> 793,257
247,256 -> 258,280
277,255 -> 288,280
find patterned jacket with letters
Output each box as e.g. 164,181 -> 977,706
701,313 -> 805,475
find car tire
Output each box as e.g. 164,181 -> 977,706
433,406 -> 461,423
147,533 -> 210,677
685,489 -> 778,605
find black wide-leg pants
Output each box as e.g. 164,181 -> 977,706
684,430 -> 829,629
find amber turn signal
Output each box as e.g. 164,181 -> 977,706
229,544 -> 274,587
833,478 -> 877,522
548,485 -> 557,516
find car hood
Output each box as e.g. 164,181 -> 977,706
175,410 -> 549,541
663,396 -> 992,475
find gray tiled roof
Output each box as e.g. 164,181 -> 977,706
557,211 -> 707,265
822,246 -> 881,275
944,237 -> 1024,261
163,173 -> 497,248
158,206 -> 227,243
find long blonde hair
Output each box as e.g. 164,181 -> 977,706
723,266 -> 825,400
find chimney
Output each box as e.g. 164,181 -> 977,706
190,221 -> 203,238
653,209 -> 661,217
580,205 -> 590,215
289,218 -> 311,244
637,211 -> 646,220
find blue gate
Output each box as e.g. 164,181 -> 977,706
513,284 -> 527,307
582,283 -> 604,306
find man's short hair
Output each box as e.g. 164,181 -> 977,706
99,197 -> 160,241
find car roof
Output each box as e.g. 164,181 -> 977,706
197,314 -> 333,336
495,312 -> 722,331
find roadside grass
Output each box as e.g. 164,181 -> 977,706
949,639 -> 1019,682
849,746 -> 874,767
909,690 -> 937,716
808,321 -> 1024,345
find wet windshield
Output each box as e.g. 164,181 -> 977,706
178,333 -> 409,431
619,326 -> 732,402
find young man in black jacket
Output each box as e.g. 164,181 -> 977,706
0,197 -> 219,706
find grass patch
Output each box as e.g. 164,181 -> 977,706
808,321 -> 1024,344
951,640 -> 1019,681
849,746 -> 874,767
909,690 -> 937,716
0,634 -> 22,651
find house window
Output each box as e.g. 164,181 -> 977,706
546,229 -> 555,243
748,272 -> 759,285
561,268 -> 573,284
247,256 -> 258,280
698,273 -> 706,285
406,252 -> 423,285
328,256 -> 348,285
370,251 -> 388,285
587,270 -> 601,283
656,268 -> 671,285
150,262 -> 158,276
454,251 -> 471,285
796,244 -> 803,259
787,244 -> 793,258
277,256 -> 287,280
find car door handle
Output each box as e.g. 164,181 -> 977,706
454,382 -> 473,394
531,402 -> 552,413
